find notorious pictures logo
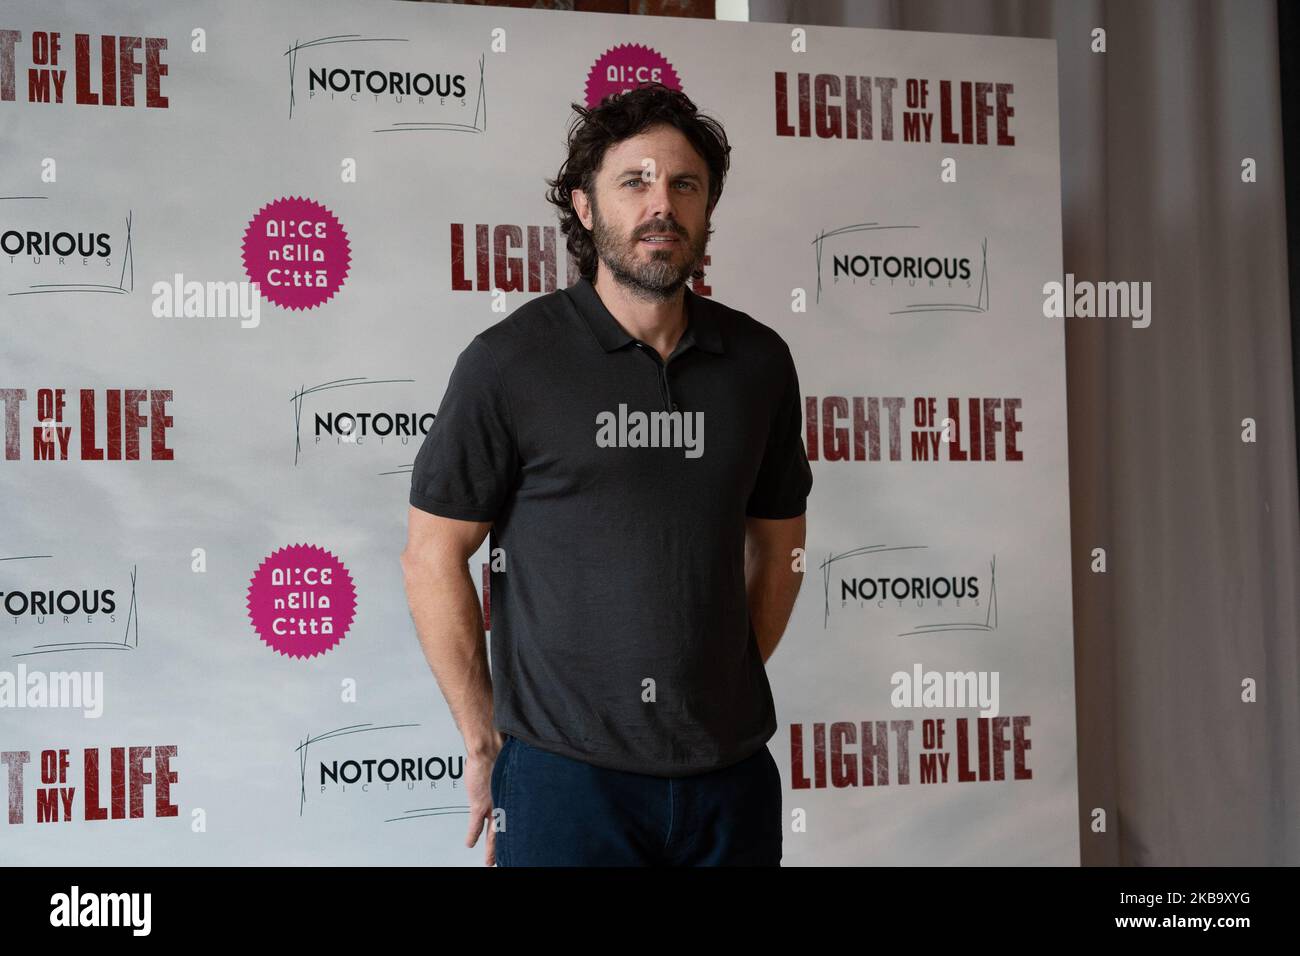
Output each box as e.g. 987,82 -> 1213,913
307,65 -> 465,99
1,197 -> 136,296
1,219 -> 111,261
283,33 -> 485,135
246,544 -> 356,659
0,29 -> 170,108
1,553 -> 141,663
295,722 -> 467,823
811,222 -> 988,310
820,545 -> 999,635
287,376 -> 434,467
3,582 -> 118,624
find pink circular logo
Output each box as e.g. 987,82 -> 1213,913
585,44 -> 682,109
246,543 -> 357,659
241,196 -> 351,311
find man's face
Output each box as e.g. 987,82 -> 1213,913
579,124 -> 713,299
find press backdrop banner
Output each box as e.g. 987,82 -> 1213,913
0,0 -> 1077,865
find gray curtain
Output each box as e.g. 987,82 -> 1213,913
749,0 -> 1300,866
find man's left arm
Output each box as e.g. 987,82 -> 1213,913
745,513 -> 807,663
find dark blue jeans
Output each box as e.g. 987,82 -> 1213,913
490,734 -> 783,866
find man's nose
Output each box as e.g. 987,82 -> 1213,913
641,177 -> 681,220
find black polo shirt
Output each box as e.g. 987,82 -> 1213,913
408,275 -> 813,777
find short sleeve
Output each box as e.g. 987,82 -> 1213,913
745,347 -> 814,519
408,337 -> 519,522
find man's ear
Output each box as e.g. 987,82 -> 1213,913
572,188 -> 591,230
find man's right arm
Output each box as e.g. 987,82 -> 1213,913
400,506 -> 500,761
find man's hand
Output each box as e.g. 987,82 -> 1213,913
465,736 -> 504,866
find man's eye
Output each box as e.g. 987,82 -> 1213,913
623,179 -> 696,189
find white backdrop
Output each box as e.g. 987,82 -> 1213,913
0,0 -> 1077,865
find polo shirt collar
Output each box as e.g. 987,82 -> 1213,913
567,275 -> 724,355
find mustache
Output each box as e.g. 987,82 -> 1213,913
636,225 -> 685,238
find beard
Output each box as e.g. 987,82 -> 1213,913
589,198 -> 708,302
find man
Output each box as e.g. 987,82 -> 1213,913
401,83 -> 813,866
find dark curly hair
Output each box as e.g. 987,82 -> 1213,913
545,82 -> 731,282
